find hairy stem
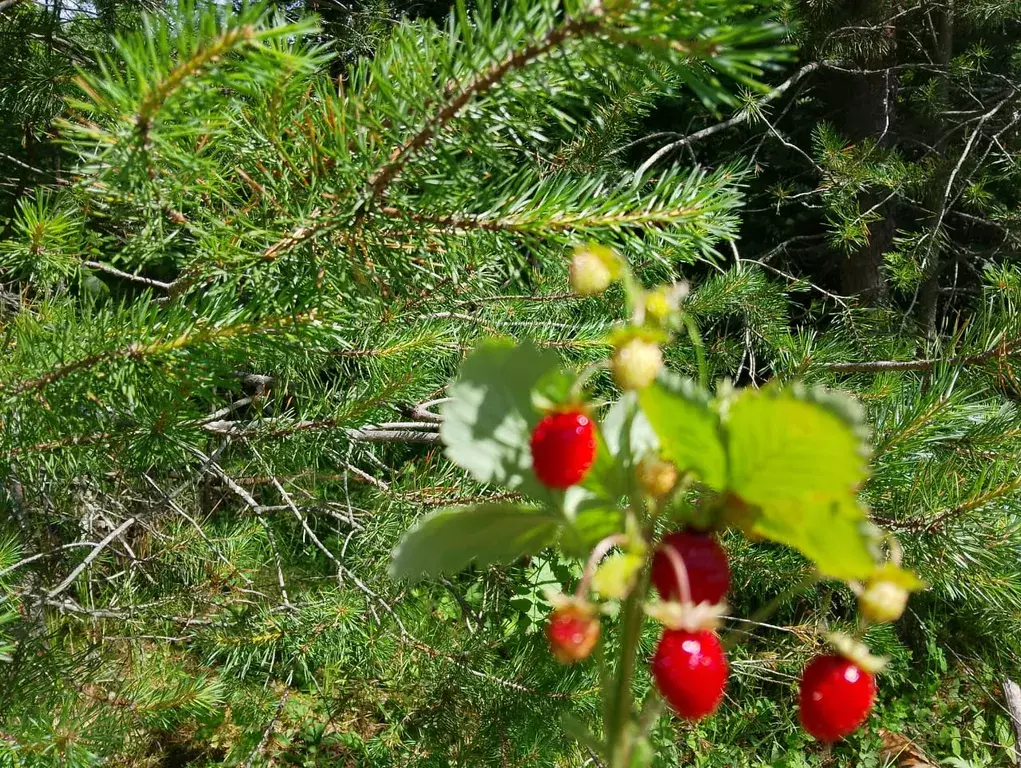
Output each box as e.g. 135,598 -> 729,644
608,575 -> 647,767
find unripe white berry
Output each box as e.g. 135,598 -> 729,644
611,338 -> 662,390
859,580 -> 909,623
569,245 -> 618,296
637,455 -> 678,499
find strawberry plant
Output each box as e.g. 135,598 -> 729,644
390,247 -> 924,765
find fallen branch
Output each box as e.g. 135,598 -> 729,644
46,517 -> 137,598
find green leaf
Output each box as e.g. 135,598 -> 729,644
750,497 -> 875,580
440,339 -> 561,494
561,490 -> 624,556
725,385 -> 870,506
390,504 -> 561,582
726,385 -> 874,579
637,373 -> 726,488
579,395 -> 656,503
601,393 -> 659,459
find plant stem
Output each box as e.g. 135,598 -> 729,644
607,571 -> 649,767
605,392 -> 650,767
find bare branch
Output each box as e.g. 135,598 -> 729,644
83,261 -> 173,290
46,517 -> 137,599
241,675 -> 293,768
632,62 -> 822,174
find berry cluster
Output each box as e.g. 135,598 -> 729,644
530,413 -> 884,742
509,243 -> 918,758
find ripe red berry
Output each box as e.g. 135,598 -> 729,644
530,410 -> 596,489
651,530 -> 730,605
546,605 -> 599,664
652,629 -> 727,720
799,654 -> 876,742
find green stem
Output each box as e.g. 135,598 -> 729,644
607,570 -> 648,767
605,390 -> 649,767
681,312 -> 707,389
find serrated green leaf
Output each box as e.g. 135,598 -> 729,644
581,394 -> 657,502
750,496 -> 875,580
390,504 -> 561,582
725,385 -> 870,505
726,385 -> 874,579
440,339 -> 561,494
637,373 -> 726,488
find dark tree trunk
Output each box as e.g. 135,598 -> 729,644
917,2 -> 955,337
833,39 -> 897,304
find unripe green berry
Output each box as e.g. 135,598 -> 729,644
644,287 -> 673,323
611,338 -> 662,390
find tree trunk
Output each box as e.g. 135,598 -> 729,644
917,1 -> 955,337
829,2 -> 899,304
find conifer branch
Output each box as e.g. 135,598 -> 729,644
83,261 -> 173,290
134,25 -> 257,138
628,62 -> 822,169
1,313 -> 314,396
365,15 -> 601,208
891,476 -> 1021,534
825,335 -> 1021,373
46,516 -> 137,598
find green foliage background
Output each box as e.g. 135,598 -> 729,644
1,0 -> 1020,766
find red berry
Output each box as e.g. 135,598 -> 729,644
651,530 -> 730,605
546,605 -> 599,664
799,654 -> 876,742
652,629 -> 728,720
530,410 -> 596,489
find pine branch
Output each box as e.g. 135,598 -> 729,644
1,312 -> 314,396
241,676 -> 292,768
825,335 -> 1021,373
46,516 -> 137,598
631,62 -> 822,170
365,15 -> 601,207
133,23 -> 257,137
83,261 -> 173,290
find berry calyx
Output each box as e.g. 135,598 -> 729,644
610,337 -> 662,391
569,244 -> 620,296
546,604 -> 599,664
652,530 -> 730,606
799,654 -> 876,742
530,410 -> 596,489
859,580 -> 909,624
652,629 -> 728,720
637,455 -> 678,499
